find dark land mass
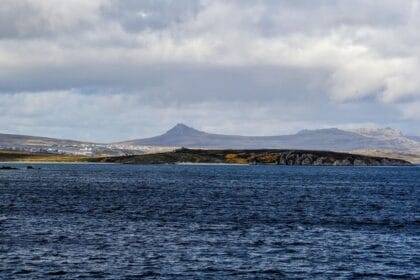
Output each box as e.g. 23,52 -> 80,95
92,148 -> 411,166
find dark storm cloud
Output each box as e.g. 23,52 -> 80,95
0,61 -> 329,105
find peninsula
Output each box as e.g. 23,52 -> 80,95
91,148 -> 411,166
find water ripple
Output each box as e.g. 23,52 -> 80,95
0,164 -> 419,279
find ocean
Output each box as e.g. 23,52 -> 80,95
1,164 -> 419,279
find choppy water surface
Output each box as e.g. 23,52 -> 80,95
0,164 -> 419,279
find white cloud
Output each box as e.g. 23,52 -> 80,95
0,0 -> 106,38
0,0 -> 419,138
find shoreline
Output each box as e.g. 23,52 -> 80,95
1,148 -> 414,166
1,161 -> 418,167
0,161 -> 114,165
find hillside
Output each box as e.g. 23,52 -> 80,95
117,123 -> 420,152
0,133 -> 89,147
1,124 -> 419,159
0,133 -> 138,156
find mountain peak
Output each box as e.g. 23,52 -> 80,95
165,123 -> 202,136
173,123 -> 191,129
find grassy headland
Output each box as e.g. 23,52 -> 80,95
91,148 -> 412,166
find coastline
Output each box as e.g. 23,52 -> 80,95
88,148 -> 413,166
1,161 -> 418,167
0,148 -> 413,166
0,161 -> 114,165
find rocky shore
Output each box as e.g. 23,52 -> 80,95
93,148 -> 412,166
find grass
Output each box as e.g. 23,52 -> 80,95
0,150 -> 91,163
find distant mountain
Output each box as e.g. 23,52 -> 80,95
0,133 -> 88,147
118,123 -> 420,152
0,134 -> 112,155
0,132 -> 169,156
2,124 -> 418,156
352,127 -> 418,145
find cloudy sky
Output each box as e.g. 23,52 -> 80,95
0,0 -> 419,142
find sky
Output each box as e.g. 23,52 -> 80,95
0,0 -> 419,142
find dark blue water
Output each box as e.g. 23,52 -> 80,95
0,164 -> 419,279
